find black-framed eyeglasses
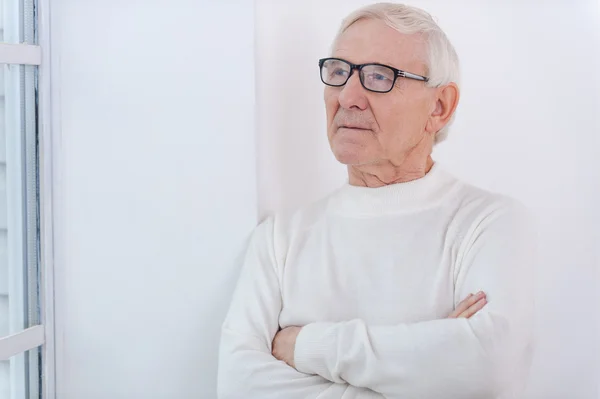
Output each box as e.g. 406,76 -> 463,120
318,57 -> 429,93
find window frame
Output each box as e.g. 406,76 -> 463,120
0,0 -> 55,397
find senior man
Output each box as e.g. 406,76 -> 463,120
218,3 -> 535,398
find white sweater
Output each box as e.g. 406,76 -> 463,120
218,164 -> 535,399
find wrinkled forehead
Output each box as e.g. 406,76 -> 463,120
331,18 -> 428,75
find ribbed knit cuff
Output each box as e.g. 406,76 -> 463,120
294,322 -> 337,379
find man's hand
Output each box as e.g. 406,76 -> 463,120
272,326 -> 302,368
448,291 -> 487,318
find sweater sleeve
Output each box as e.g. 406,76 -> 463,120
217,217 -> 384,399
294,201 -> 536,399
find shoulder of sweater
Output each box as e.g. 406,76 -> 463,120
248,194 -> 333,273
254,190 -> 340,263
448,179 -> 535,239
271,193 -> 333,235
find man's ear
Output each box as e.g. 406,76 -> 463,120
426,83 -> 460,134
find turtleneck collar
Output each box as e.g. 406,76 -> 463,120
327,163 -> 459,216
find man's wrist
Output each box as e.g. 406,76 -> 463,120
294,322 -> 337,378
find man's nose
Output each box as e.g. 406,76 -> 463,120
338,72 -> 368,111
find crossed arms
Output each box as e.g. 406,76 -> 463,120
217,206 -> 535,399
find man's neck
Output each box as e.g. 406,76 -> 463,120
347,156 -> 434,188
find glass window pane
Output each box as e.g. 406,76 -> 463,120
0,63 -> 40,340
0,347 -> 40,399
0,0 -> 36,44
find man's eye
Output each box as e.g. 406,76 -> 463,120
372,73 -> 389,81
332,68 -> 348,77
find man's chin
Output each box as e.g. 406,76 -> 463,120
333,149 -> 368,166
330,136 -> 375,166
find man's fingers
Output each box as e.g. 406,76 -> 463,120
448,291 -> 486,318
458,297 -> 487,318
451,293 -> 474,317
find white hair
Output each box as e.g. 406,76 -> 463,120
333,2 -> 460,144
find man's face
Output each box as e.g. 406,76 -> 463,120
325,19 -> 437,167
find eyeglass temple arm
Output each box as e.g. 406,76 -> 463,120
398,70 -> 429,82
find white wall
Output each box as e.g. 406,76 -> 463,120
50,1 -> 256,398
256,0 -> 600,398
